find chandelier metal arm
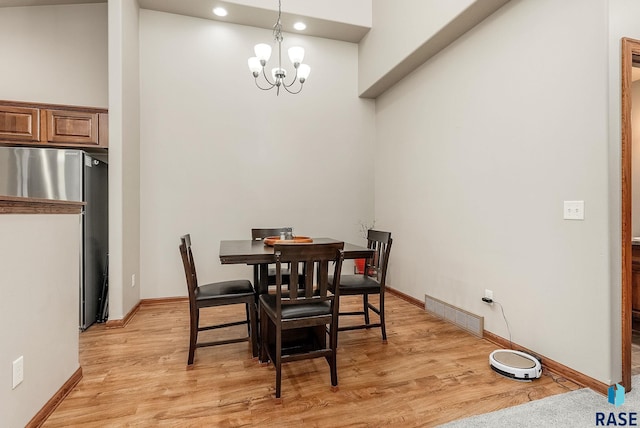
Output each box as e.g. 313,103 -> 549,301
254,77 -> 276,91
281,82 -> 304,95
261,67 -> 277,87
281,68 -> 299,88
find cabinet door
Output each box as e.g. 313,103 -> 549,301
45,109 -> 99,145
0,106 -> 40,142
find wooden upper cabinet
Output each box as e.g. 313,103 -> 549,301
0,100 -> 107,149
45,110 -> 99,145
0,105 -> 40,142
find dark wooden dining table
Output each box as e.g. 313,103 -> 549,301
219,237 -> 374,360
219,237 -> 374,294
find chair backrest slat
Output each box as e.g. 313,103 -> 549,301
273,242 -> 344,310
289,261 -> 299,299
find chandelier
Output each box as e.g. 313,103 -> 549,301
247,0 -> 310,95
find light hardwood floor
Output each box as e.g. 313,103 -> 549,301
43,294 -> 580,427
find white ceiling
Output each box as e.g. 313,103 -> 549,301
138,0 -> 370,42
0,0 -> 370,43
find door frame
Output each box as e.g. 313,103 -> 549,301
621,37 -> 640,390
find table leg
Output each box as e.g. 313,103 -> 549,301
258,263 -> 269,294
256,263 -> 269,362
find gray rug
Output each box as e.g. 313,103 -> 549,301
439,377 -> 640,427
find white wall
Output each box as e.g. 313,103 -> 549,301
108,0 -> 141,319
0,215 -> 81,428
121,0 -> 142,319
0,4 -> 107,107
138,10 -> 375,298
375,0 -> 612,383
359,0 -> 474,93
358,0 -> 508,97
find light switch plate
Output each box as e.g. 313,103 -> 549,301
563,200 -> 585,220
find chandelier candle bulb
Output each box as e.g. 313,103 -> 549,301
254,43 -> 272,63
297,64 -> 310,82
288,47 -> 305,65
248,57 -> 262,76
272,68 -> 286,80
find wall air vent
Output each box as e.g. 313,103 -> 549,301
424,294 -> 484,338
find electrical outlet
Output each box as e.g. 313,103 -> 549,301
13,356 -> 23,389
131,274 -> 136,287
484,289 -> 493,300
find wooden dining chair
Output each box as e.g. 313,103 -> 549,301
337,230 -> 392,342
179,234 -> 258,364
251,227 -> 293,287
259,242 -> 344,399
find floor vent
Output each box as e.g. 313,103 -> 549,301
424,294 -> 484,338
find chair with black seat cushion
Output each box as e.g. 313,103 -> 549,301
337,229 -> 392,342
179,234 -> 258,365
259,242 -> 344,399
251,227 -> 293,287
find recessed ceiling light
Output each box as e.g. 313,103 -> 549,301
293,22 -> 306,31
213,7 -> 228,17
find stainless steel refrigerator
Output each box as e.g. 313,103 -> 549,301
0,146 -> 108,330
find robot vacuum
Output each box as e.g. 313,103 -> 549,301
489,349 -> 542,381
